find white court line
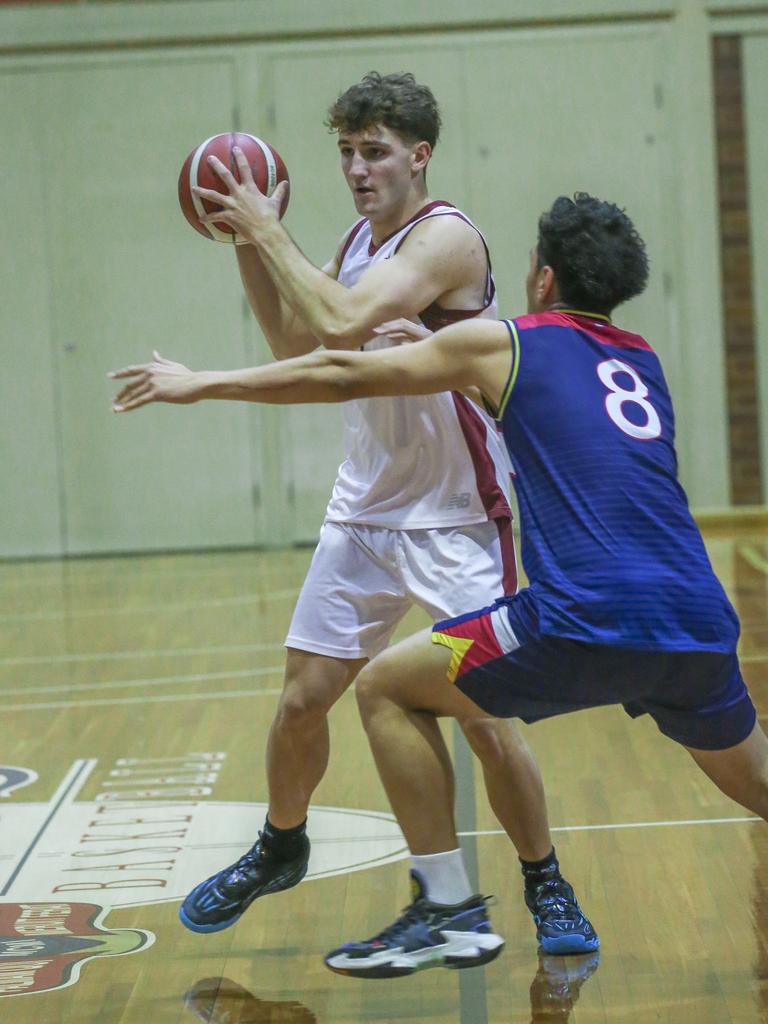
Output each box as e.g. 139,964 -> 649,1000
181,817 -> 758,850
0,642 -> 283,667
0,563 -> 305,589
1,646 -> 765,669
0,590 -> 299,623
1,758 -> 98,896
459,815 -> 760,837
5,687 -> 285,712
0,665 -> 284,697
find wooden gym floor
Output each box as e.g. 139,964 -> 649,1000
1,523 -> 767,1023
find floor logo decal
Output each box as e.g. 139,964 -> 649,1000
0,767 -> 37,799
0,755 -> 407,997
0,902 -> 152,997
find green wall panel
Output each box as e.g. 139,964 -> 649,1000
0,71 -> 64,557
39,55 -> 263,553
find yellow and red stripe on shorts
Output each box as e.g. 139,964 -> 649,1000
431,603 -> 520,684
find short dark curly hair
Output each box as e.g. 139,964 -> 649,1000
537,193 -> 649,314
326,72 -> 441,149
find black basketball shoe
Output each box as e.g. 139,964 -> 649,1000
525,876 -> 599,955
179,831 -> 310,933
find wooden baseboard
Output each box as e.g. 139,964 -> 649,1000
694,505 -> 768,531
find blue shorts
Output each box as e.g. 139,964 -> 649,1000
432,588 -> 756,751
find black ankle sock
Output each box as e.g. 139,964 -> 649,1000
262,817 -> 308,859
520,847 -> 561,889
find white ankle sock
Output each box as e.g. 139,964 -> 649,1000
411,848 -> 472,905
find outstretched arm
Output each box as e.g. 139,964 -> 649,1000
109,320 -> 512,414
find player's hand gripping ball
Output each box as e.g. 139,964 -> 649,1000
178,132 -> 290,243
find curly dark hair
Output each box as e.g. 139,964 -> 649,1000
325,72 -> 441,149
537,193 -> 649,314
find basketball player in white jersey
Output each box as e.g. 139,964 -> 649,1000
159,73 -> 596,952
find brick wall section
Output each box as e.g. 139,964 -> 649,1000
712,34 -> 763,505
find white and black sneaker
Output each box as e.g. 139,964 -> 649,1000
324,871 -> 504,978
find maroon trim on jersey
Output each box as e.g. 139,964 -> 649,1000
419,303 -> 486,333
494,516 -> 518,595
451,392 -> 512,523
368,200 -> 456,256
514,311 -> 653,352
393,207 -> 495,327
338,219 -> 368,265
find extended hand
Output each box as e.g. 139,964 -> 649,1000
109,351 -> 201,412
193,147 -> 289,244
373,318 -> 433,344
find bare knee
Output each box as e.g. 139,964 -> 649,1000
355,660 -> 391,726
276,686 -> 331,732
277,654 -> 361,732
460,715 -> 523,766
686,723 -> 768,819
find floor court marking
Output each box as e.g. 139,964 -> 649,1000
4,681 -> 360,712
459,815 -> 760,838
1,647 -> 765,669
1,665 -> 285,698
142,812 -> 761,852
1,687 -> 286,712
0,642 -> 283,667
0,758 -> 97,897
453,725 -> 488,1024
13,815 -> 748,856
0,564 -> 306,588
1,647 -> 765,671
0,590 -> 299,623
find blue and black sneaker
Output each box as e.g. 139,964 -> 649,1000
525,877 -> 599,955
179,831 -> 310,933
324,871 -> 504,978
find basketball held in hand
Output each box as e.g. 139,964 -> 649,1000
178,132 -> 290,243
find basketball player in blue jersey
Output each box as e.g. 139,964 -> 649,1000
112,190 -> 767,976
113,74 -> 595,953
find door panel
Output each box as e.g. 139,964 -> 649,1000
40,56 -> 264,553
465,28 -> 671,355
0,71 -> 63,557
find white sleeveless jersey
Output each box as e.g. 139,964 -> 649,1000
324,201 -> 513,529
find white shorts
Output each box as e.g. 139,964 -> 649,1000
286,519 -> 517,660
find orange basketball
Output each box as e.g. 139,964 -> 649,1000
178,132 -> 290,243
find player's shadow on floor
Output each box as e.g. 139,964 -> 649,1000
529,951 -> 601,1022
184,976 -> 317,1023
183,952 -> 599,1023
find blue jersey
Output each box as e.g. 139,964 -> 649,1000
495,310 -> 739,652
